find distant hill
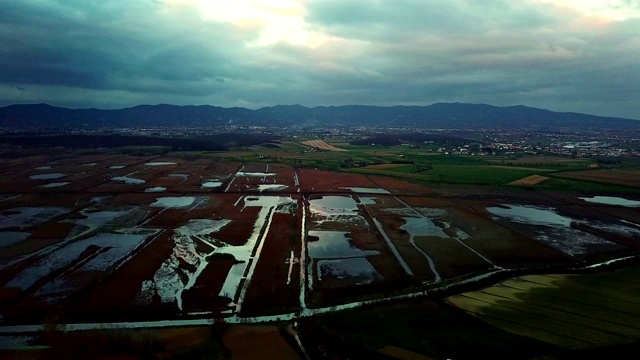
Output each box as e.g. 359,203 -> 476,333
0,102 -> 638,130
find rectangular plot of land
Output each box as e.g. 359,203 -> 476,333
301,139 -> 346,152
448,267 -> 640,350
508,174 -> 549,186
414,236 -> 492,280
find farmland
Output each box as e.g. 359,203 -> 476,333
447,264 -> 640,350
0,142 -> 639,358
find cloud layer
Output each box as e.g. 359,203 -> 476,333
1,0 -> 639,118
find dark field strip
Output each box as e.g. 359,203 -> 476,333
473,312 -> 591,349
520,275 -> 640,305
576,271 -> 640,286
503,278 -> 640,317
482,285 -> 640,330
539,274 -> 640,306
464,291 -> 640,339
449,266 -> 640,349
546,272 -> 640,288
617,266 -> 640,276
457,294 -> 621,347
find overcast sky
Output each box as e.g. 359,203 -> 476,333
1,0 -> 639,118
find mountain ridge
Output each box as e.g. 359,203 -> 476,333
1,102 -> 638,129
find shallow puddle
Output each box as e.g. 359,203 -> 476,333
201,181 -> 223,189
487,204 -> 619,256
30,173 -> 65,180
112,176 -> 146,185
137,219 -> 230,309
8,232 -> 149,297
0,231 -> 30,247
40,182 -> 70,188
308,231 -> 379,259
145,162 -> 177,166
67,208 -> 136,229
150,196 -> 200,208
400,217 -> 448,238
341,187 -> 390,194
487,205 -> 572,227
579,196 -> 640,207
144,187 -> 167,193
317,258 -> 382,284
309,196 -> 359,216
236,172 -> 276,177
257,184 -> 288,192
0,207 -> 69,230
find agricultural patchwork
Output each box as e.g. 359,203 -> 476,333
0,153 -> 639,326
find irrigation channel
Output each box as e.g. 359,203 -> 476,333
0,256 -> 634,334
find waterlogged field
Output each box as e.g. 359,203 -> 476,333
0,152 -> 639,327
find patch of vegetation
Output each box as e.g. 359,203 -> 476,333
349,133 -> 473,146
114,145 -> 172,156
410,154 -> 491,165
311,298 -> 561,359
168,336 -> 229,360
38,326 -> 166,360
354,165 -> 540,185
0,133 -> 281,151
537,177 -> 640,194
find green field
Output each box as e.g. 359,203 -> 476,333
190,140 -> 640,191
535,176 -> 640,194
447,264 -> 640,350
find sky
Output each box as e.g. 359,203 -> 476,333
1,0 -> 640,119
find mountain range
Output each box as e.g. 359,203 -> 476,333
0,103 -> 638,130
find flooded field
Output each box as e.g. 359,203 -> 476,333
487,204 -> 634,257
580,196 -> 640,207
0,152 -> 638,326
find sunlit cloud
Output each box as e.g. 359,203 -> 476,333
534,0 -> 640,21
0,0 -> 639,118
165,0 -> 326,47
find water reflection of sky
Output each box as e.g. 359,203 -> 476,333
317,258 -> 382,285
150,196 -> 199,208
580,196 -> 640,207
308,231 -> 379,259
486,204 -> 621,256
30,173 -> 65,180
309,196 -> 359,216
487,205 -> 573,227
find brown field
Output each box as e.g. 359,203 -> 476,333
241,204 -> 302,316
60,229 -> 176,322
415,236 -> 493,280
298,168 -> 379,192
226,163 -> 295,192
181,257 -> 237,314
400,197 -> 571,268
301,139 -> 346,152
0,150 -> 638,326
508,174 -> 549,186
223,325 -> 300,360
370,175 -> 432,196
554,168 -> 640,187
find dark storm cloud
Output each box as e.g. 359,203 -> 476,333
0,0 -> 639,118
0,1 -> 248,96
